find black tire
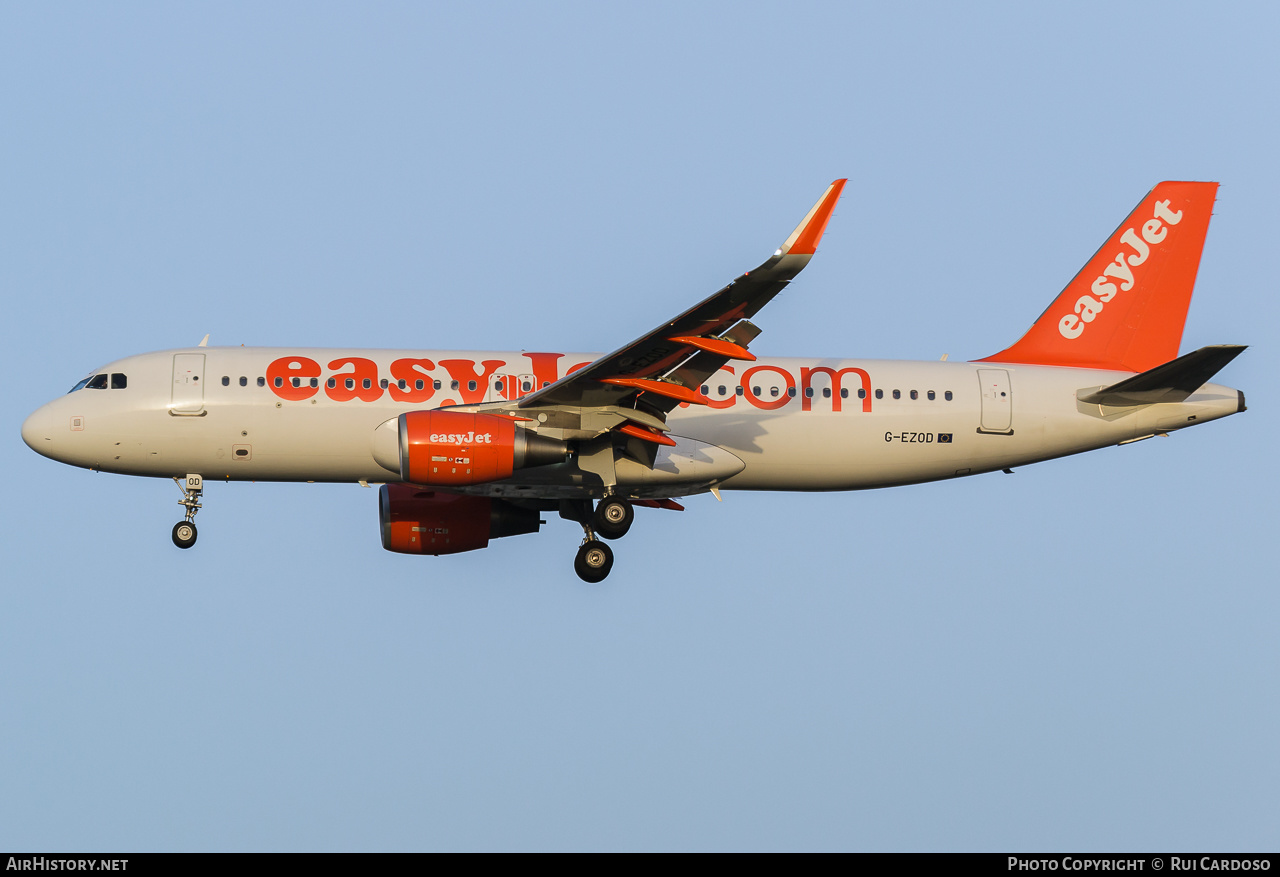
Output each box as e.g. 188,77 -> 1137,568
172,521 -> 198,549
574,540 -> 614,583
593,497 -> 633,540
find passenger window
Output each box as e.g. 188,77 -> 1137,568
221,376 -> 230,387
522,381 -> 531,392
239,376 -> 247,387
111,374 -> 127,389
804,387 -> 814,398
945,391 -> 953,401
769,387 -> 779,397
259,377 -> 267,387
397,379 -> 406,390
910,390 -> 918,400
291,377 -> 301,388
892,390 -> 901,400
436,380 -> 444,390
361,378 -> 370,389
718,385 -> 727,396
86,374 -> 109,390
327,378 -> 337,389
494,381 -> 503,391
858,389 -> 866,399
787,387 -> 796,397
841,388 -> 849,399
345,378 -> 354,390
927,390 -> 935,400
451,381 -> 460,391
822,387 -> 831,398
380,379 -> 388,389
701,385 -> 709,395
735,386 -> 744,396
875,389 -> 883,399
310,378 -> 319,388
541,381 -> 549,388
415,379 -> 424,391
467,380 -> 477,392
752,386 -> 761,396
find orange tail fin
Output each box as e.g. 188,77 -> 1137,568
978,181 -> 1218,373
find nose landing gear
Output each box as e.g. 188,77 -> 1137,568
171,474 -> 203,549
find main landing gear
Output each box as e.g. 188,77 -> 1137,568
564,496 -> 634,582
171,474 -> 203,549
574,539 -> 614,583
593,496 -> 634,540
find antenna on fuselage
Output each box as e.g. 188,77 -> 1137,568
198,334 -> 209,347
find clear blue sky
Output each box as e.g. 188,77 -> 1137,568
2,1 -> 1275,851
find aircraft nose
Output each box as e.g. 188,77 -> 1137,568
22,404 -> 57,457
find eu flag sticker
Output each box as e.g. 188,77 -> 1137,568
938,433 -> 953,443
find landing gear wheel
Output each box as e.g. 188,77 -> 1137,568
574,540 -> 614,583
172,521 -> 198,549
593,497 -> 633,540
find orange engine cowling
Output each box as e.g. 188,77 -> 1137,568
379,483 -> 542,555
397,410 -> 567,486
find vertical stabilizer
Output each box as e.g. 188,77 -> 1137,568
979,181 -> 1218,373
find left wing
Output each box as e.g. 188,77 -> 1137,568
514,179 -> 847,423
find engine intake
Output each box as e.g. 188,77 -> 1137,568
379,484 -> 541,555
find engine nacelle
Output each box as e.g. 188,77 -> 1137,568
375,410 -> 568,486
378,483 -> 541,555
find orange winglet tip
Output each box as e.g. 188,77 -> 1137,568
633,499 -> 685,511
617,423 -> 678,446
668,335 -> 757,361
600,377 -> 708,405
781,178 -> 847,256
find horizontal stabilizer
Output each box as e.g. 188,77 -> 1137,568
1077,345 -> 1246,406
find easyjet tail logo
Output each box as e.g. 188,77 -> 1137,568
1058,199 -> 1184,340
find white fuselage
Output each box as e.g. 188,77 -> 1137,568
22,347 -> 1242,495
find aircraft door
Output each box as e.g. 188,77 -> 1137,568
977,368 -> 1012,434
171,354 -> 206,415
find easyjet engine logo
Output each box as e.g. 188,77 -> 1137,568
1058,199 -> 1184,340
429,432 -> 493,445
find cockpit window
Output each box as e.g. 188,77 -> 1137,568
111,374 -> 127,389
85,374 -> 109,390
68,377 -> 93,393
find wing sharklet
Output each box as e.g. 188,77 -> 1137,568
778,179 -> 847,256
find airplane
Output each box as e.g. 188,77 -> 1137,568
21,179 -> 1246,582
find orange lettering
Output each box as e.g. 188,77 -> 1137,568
440,359 -> 505,404
699,366 -> 738,409
326,358 -> 383,402
388,358 -> 437,403
741,365 -> 795,411
266,357 -> 321,401
800,366 -> 871,412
